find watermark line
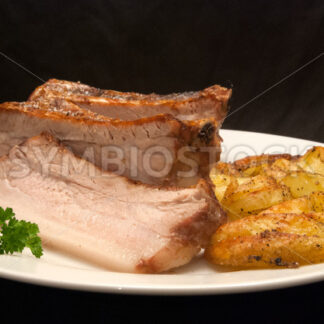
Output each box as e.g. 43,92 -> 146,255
0,51 -> 45,83
224,52 -> 324,121
282,244 -> 313,266
1,48 -> 323,123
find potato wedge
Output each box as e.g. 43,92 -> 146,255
221,175 -> 291,220
211,213 -> 324,240
233,153 -> 294,172
259,192 -> 324,215
271,157 -> 298,171
280,171 -> 324,198
297,146 -> 324,176
263,158 -> 300,180
258,196 -> 313,215
241,163 -> 268,177
208,146 -> 324,269
210,161 -> 241,177
205,231 -> 324,268
205,213 -> 324,268
209,173 -> 233,201
210,163 -> 251,201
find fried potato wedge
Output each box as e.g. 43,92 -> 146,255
259,196 -> 312,214
221,175 -> 291,220
211,161 -> 241,176
210,147 -> 324,219
206,231 -> 324,268
233,153 -> 294,172
205,213 -> 324,268
210,163 -> 251,201
280,171 -> 324,198
297,146 -> 324,176
208,146 -> 324,269
259,192 -> 324,215
209,173 -> 233,201
262,158 -> 299,180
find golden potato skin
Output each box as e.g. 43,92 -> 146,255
259,192 -> 324,215
222,182 -> 291,220
210,146 -> 324,219
233,153 -> 295,171
205,213 -> 324,268
297,146 -> 324,176
205,231 -> 324,268
208,145 -> 324,269
258,196 -> 312,215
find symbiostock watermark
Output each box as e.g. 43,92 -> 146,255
4,142 -> 314,180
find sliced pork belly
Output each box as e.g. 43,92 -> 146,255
0,134 -> 225,273
29,79 -> 232,122
0,100 -> 221,185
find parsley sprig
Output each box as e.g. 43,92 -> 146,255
0,207 -> 43,258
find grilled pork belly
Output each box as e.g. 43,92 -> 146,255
29,79 -> 232,122
0,134 -> 226,273
0,100 -> 221,185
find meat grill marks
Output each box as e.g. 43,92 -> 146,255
29,79 -> 232,122
0,100 -> 221,185
0,134 -> 226,273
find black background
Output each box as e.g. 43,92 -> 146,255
0,1 -> 324,323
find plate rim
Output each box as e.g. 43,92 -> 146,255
2,263 -> 324,295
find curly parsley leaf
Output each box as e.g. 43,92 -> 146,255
0,207 -> 43,258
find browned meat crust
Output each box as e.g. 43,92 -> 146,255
29,79 -> 231,122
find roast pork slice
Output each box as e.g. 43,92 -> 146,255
0,100 -> 221,185
0,134 -> 226,273
29,79 -> 232,122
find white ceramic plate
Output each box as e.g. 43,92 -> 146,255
0,130 -> 323,295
